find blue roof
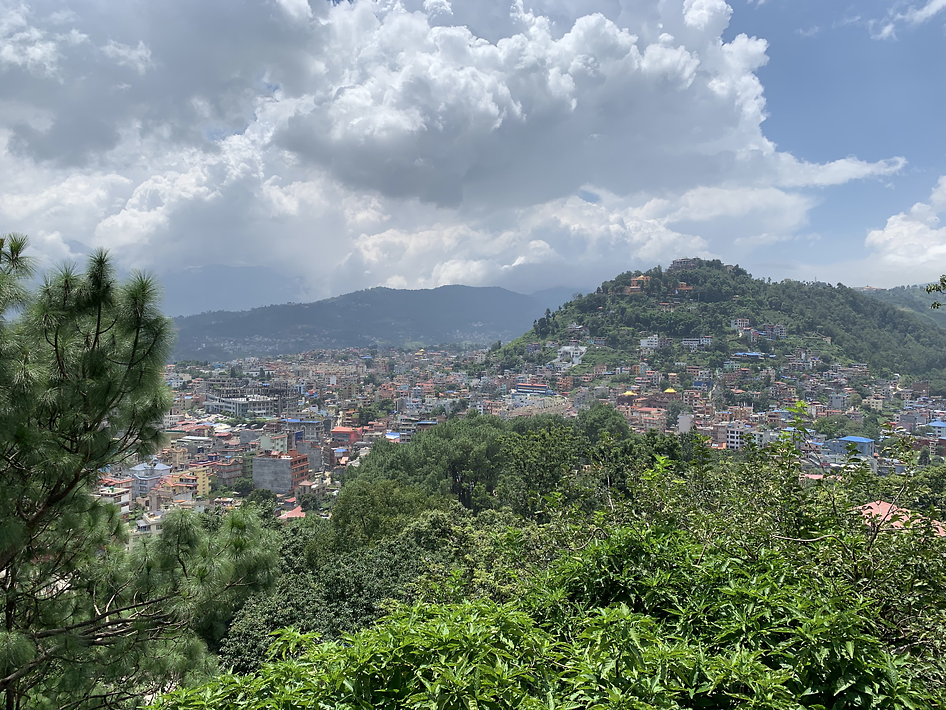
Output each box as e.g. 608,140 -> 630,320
929,420 -> 946,427
840,436 -> 873,443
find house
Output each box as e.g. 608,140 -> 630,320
278,505 -> 306,521
136,510 -> 165,536
94,486 -> 132,517
129,460 -> 172,499
929,420 -> 946,438
668,257 -> 700,271
824,436 -> 874,458
858,501 -> 946,536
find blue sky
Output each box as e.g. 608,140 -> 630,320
0,0 -> 944,314
726,0 -> 946,280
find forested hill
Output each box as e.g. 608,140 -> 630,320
859,284 -> 946,331
172,286 -> 552,361
498,259 -> 946,380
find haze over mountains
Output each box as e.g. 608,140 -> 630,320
171,285 -> 584,361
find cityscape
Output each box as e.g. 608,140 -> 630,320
4,0 -> 946,707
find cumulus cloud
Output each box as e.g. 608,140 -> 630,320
0,0 -> 907,312
865,176 -> 946,276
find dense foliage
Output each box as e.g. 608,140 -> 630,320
156,412 -> 946,709
497,260 -> 946,381
347,407 -> 685,515
865,283 -> 946,331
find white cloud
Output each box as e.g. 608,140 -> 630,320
0,4 -> 60,76
423,0 -> 453,18
870,0 -> 946,39
101,40 -> 153,74
0,0 -> 910,309
274,0 -> 312,22
864,176 -> 946,278
902,0 -> 946,25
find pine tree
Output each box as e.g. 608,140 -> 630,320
0,235 -> 277,709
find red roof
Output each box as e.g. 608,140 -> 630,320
278,505 -> 305,520
858,500 -> 946,536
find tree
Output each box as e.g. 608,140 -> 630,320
330,479 -> 434,548
499,423 -> 583,518
665,399 -> 686,428
232,476 -> 255,497
576,402 -> 630,442
0,236 -> 278,709
245,488 -> 278,512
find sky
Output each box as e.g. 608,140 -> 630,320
1,0 -> 945,315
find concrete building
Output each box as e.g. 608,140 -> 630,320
726,421 -> 753,450
828,393 -> 851,411
130,460 -> 172,498
252,451 -> 309,495
825,436 -> 875,458
212,458 -> 244,487
204,393 -> 282,418
94,486 -> 132,517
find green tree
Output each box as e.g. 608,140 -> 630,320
575,402 -> 630,442
232,476 -> 255,497
0,236 -> 277,709
330,479 -> 436,548
498,423 -> 583,518
245,488 -> 278,512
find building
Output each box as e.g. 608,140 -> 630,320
825,436 -> 874,458
186,464 -> 213,497
726,421 -> 754,450
252,451 -> 309,495
136,510 -> 165,536
212,457 -> 244,487
94,486 -> 132,517
514,382 -> 553,396
331,426 -> 363,446
667,257 -> 700,271
129,460 -> 172,499
828,393 -> 851,410
204,393 -> 282,418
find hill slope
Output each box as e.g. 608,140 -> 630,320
496,260 -> 946,383
858,285 -> 946,331
171,285 -> 549,360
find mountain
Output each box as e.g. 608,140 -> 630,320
857,285 -> 946,331
170,285 -> 549,361
159,265 -> 306,317
495,259 -> 946,386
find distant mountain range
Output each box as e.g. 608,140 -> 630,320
170,285 -> 584,361
168,265 -> 946,371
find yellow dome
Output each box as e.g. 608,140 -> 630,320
664,387 -> 677,393
623,390 -> 635,396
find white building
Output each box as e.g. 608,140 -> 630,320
94,486 -> 132,517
